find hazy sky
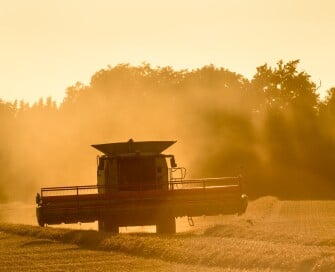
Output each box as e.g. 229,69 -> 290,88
1,0 -> 335,104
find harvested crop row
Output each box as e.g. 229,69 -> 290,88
0,222 -> 334,271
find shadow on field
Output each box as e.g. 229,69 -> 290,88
22,239 -> 56,247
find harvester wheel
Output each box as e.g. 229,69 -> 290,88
98,219 -> 119,233
156,216 -> 176,234
36,207 -> 45,227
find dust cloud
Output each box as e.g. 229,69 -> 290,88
0,61 -> 335,205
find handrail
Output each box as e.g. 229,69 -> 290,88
40,176 -> 242,197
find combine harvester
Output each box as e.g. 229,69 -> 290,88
36,140 -> 248,233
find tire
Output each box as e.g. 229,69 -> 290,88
238,194 -> 248,215
36,207 -> 45,227
156,216 -> 176,234
98,219 -> 119,233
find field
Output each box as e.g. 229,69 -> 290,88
0,197 -> 334,271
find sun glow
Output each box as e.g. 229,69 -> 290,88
1,0 -> 335,103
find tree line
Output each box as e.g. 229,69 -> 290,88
1,60 -> 335,202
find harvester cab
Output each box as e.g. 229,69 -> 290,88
93,140 -> 177,192
36,140 -> 248,234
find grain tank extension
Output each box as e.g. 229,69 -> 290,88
36,140 -> 248,233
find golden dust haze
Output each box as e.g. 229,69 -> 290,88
1,1 -> 335,203
1,62 -> 335,203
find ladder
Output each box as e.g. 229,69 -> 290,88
187,216 -> 194,226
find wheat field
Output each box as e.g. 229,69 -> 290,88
0,197 -> 334,271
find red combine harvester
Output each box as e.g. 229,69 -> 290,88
36,140 -> 248,233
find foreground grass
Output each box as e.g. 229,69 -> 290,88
0,231 -> 235,272
1,197 -> 334,271
0,221 -> 334,271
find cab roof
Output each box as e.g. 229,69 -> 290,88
91,140 -> 176,156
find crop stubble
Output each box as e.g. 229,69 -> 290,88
0,197 -> 334,271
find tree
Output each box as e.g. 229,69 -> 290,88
251,60 -> 319,112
